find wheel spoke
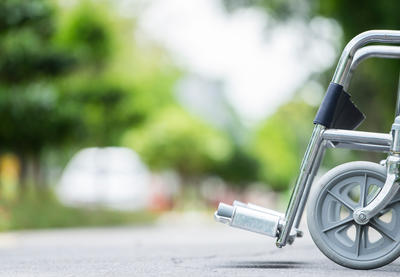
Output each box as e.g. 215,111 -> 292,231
322,217 -> 353,233
327,190 -> 355,211
382,199 -> 400,212
363,226 -> 368,249
377,207 -> 391,217
355,225 -> 362,256
369,220 -> 396,241
360,174 -> 368,207
387,194 -> 400,207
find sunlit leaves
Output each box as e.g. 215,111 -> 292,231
123,106 -> 233,178
252,100 -> 314,191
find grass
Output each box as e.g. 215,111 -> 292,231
0,191 -> 158,231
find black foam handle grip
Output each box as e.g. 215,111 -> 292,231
313,82 -> 343,127
313,82 -> 365,130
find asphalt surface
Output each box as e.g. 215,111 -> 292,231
0,212 -> 400,276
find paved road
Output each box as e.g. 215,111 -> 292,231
0,212 -> 399,276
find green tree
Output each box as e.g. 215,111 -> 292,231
55,0 -> 180,147
122,106 -> 233,183
252,99 -> 314,191
0,0 -> 78,189
214,146 -> 260,188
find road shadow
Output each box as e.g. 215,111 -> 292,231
218,260 -> 306,269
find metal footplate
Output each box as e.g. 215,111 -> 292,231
214,201 -> 302,245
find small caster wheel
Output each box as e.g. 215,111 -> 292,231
307,161 -> 400,269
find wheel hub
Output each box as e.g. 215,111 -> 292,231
353,209 -> 369,225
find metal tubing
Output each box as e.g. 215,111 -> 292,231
215,202 -> 283,237
292,129 -> 392,231
332,30 -> 400,85
344,46 -> 400,91
323,129 -> 391,146
354,116 -> 400,223
294,130 -> 392,230
216,128 -> 392,244
293,141 -> 327,230
330,142 -> 390,153
397,74 -> 400,117
233,200 -> 284,218
276,124 -> 325,247
278,129 -> 391,246
354,154 -> 400,224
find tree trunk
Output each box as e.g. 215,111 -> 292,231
18,152 -> 29,195
17,151 -> 45,195
32,154 -> 44,190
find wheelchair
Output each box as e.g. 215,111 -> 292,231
215,30 -> 400,269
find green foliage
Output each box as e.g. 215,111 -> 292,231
0,30 -> 75,84
0,0 -> 54,34
0,84 -> 79,153
53,0 -> 180,148
252,100 -> 314,191
214,147 -> 260,186
123,106 -> 233,179
58,78 -> 143,146
0,0 -> 79,158
0,0 -> 74,84
55,0 -> 114,66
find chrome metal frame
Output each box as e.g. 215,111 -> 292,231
332,30 -> 400,85
344,45 -> 400,91
277,30 -> 400,247
353,154 -> 400,225
397,75 -> 400,117
352,117 -> 400,224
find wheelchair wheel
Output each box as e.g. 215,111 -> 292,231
307,161 -> 400,269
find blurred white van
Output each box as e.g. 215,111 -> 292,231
56,147 -> 150,211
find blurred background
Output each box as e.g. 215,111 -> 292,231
0,0 -> 399,230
